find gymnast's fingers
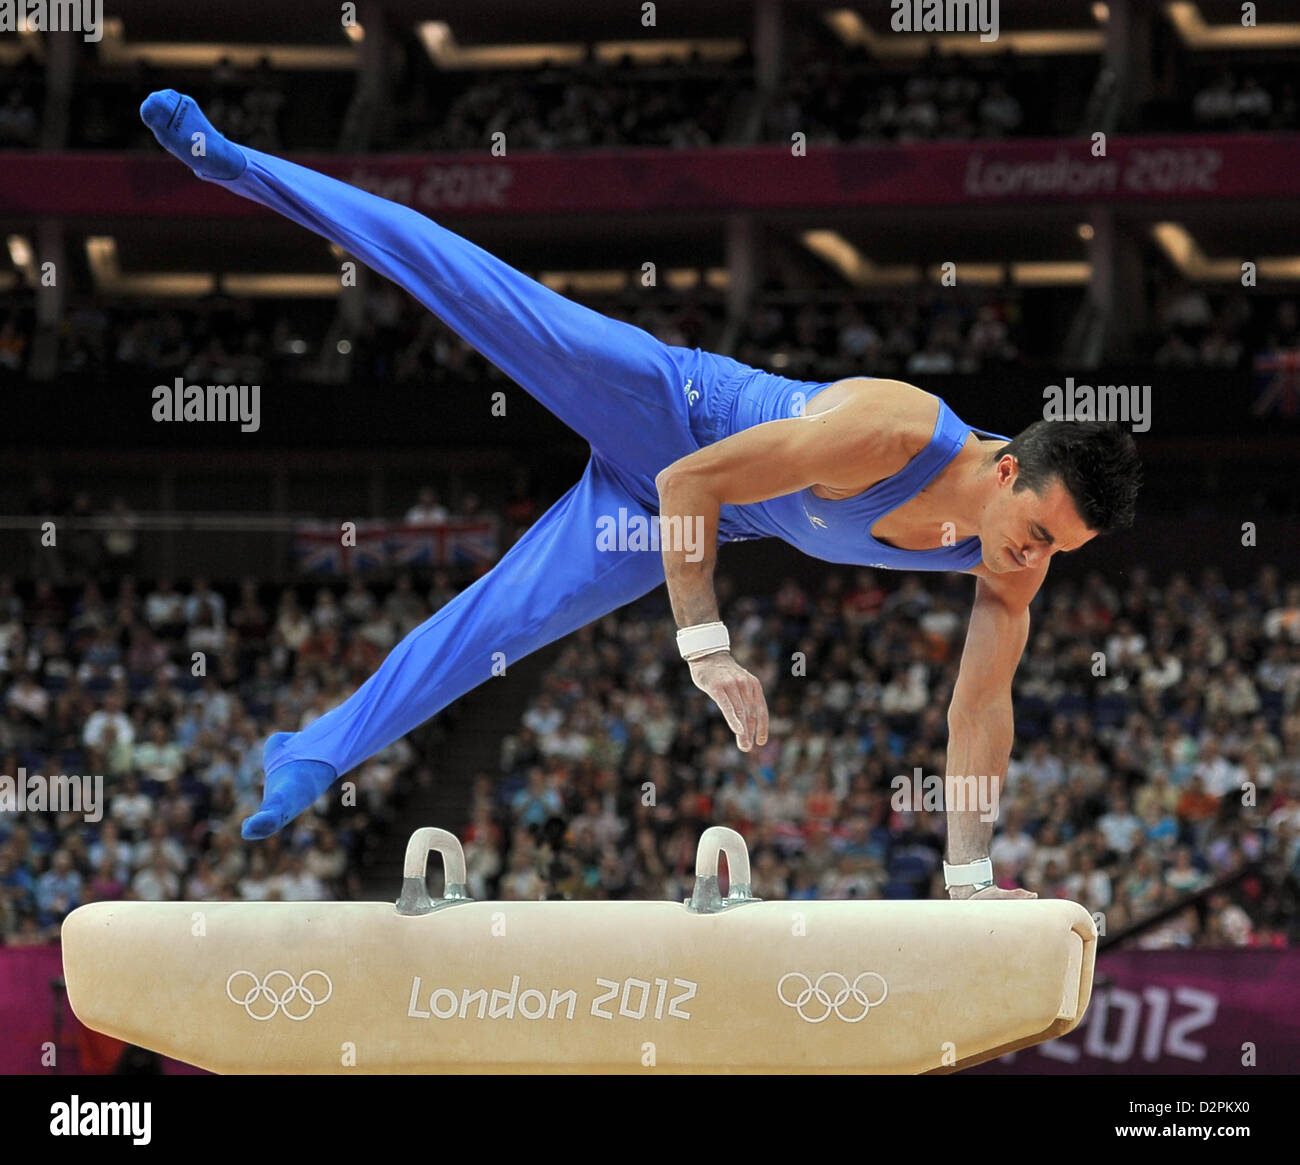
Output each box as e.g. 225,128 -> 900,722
754,678 -> 769,747
734,675 -> 760,751
725,679 -> 755,751
708,684 -> 747,745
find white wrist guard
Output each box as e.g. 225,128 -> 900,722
676,621 -> 730,662
943,858 -> 994,891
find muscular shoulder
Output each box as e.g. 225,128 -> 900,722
805,378 -> 942,486
809,377 -> 939,436
966,558 -> 1049,611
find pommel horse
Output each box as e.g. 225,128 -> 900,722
61,827 -> 1096,1073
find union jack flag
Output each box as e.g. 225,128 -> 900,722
388,524 -> 439,568
1252,349 -> 1300,418
293,519 -> 500,574
349,522 -> 390,572
293,521 -> 390,574
294,522 -> 344,574
443,520 -> 500,568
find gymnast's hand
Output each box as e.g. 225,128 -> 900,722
689,651 -> 768,752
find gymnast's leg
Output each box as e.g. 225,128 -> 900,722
137,93 -> 703,836
139,90 -> 702,479
243,458 -> 666,838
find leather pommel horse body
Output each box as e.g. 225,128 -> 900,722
62,827 -> 1096,1074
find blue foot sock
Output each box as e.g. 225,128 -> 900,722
242,732 -> 338,840
139,89 -> 247,181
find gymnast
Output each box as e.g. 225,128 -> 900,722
141,91 -> 1140,902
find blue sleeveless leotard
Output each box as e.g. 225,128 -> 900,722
694,363 -> 1009,572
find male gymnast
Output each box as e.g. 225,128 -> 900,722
141,91 -> 1140,901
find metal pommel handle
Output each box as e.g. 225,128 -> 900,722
686,826 -> 761,914
395,827 -> 473,916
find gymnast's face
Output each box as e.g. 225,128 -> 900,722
980,459 -> 1096,574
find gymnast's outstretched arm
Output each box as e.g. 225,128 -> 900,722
655,380 -> 905,753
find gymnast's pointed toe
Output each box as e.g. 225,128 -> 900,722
140,88 -> 247,180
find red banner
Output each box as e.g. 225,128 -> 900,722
0,944 -> 202,1074
1,134 -> 1297,218
975,949 -> 1300,1074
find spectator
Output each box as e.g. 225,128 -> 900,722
134,719 -> 185,785
0,88 -> 37,146
270,853 -> 328,901
1193,72 -> 1236,125
83,690 -> 134,752
132,851 -> 180,901
406,486 -> 449,524
35,850 -> 81,925
978,80 -> 1022,135
109,774 -> 154,838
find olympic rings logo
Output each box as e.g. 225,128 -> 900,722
777,972 -> 888,1023
225,970 -> 334,1021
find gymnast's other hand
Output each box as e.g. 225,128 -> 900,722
689,651 -> 768,752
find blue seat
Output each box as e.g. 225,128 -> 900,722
1054,692 -> 1089,718
1095,693 -> 1131,729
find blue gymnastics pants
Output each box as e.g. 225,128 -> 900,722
217,148 -> 742,786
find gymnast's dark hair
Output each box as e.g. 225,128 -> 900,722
992,420 -> 1141,533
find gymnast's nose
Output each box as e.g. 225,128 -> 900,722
1020,543 -> 1047,568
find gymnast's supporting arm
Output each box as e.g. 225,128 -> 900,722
944,575 -> 1038,901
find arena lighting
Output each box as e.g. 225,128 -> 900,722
1165,2 -> 1300,49
84,236 -> 213,296
0,36 -> 42,63
83,235 -> 120,284
539,269 -> 729,294
930,261 -> 1091,286
540,271 -> 629,294
1009,262 -> 1091,285
926,262 -> 1005,285
97,18 -> 357,69
1092,3 -> 1110,22
418,22 -> 585,69
220,275 -> 342,298
668,268 -> 730,291
590,39 -> 747,65
805,231 -> 1087,288
801,230 -> 920,286
416,21 -> 746,70
6,233 -> 34,280
83,236 -> 339,298
823,9 -> 1104,56
1152,222 -> 1300,282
